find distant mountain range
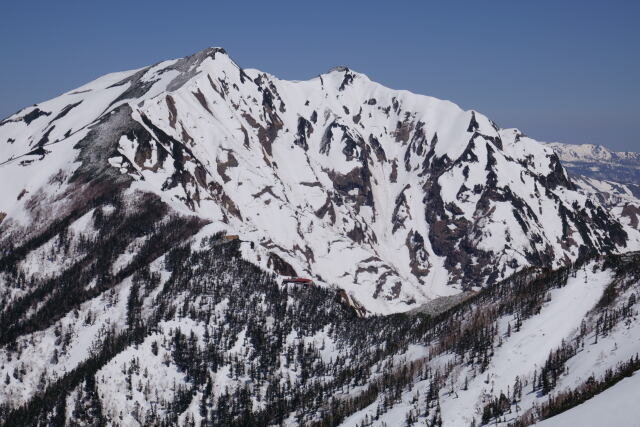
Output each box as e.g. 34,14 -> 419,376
2,48 -> 637,315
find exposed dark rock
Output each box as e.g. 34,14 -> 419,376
347,222 -> 368,244
293,244 -> 315,264
207,74 -> 225,99
192,88 -> 213,115
404,121 -> 427,170
457,139 -> 479,164
467,111 -> 480,132
394,118 -> 414,144
252,186 -> 279,200
300,181 -> 322,188
180,124 -> 194,145
320,122 -> 342,154
315,194 -> 336,224
337,289 -> 368,317
240,125 -> 250,148
294,117 -> 313,150
267,252 -> 298,277
35,126 -> 55,148
353,108 -> 362,124
338,69 -> 355,91
392,98 -> 400,114
22,108 -> 51,125
392,185 -> 411,233
327,166 -> 374,212
107,68 -> 156,108
406,230 -> 431,278
372,271 -> 396,299
542,153 -> 575,190
165,47 -> 227,92
238,67 -> 251,84
257,88 -> 284,157
165,95 -> 178,129
50,101 -> 83,123
621,204 -> 640,229
390,159 -> 398,183
70,105 -> 140,186
368,134 -> 387,162
341,131 -> 363,162
131,124 -> 166,172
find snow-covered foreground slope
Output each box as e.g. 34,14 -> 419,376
440,265 -> 612,426
536,372 -> 640,427
1,47 -> 638,315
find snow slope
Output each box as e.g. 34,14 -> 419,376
536,372 -> 640,427
441,264 -> 612,426
337,257 -> 640,427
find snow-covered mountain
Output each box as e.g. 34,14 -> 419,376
2,47 -> 640,426
1,47 -> 638,315
544,140 -> 640,188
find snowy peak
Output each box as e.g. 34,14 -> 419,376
325,65 -> 351,73
1,47 -> 638,314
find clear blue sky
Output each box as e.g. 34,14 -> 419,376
2,0 -> 638,151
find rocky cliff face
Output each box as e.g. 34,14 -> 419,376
1,47 -> 637,314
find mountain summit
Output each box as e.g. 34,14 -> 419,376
1,47 -> 638,314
